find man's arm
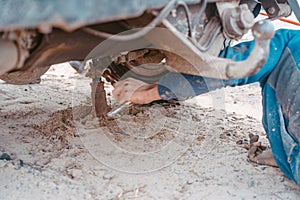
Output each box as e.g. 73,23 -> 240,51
112,29 -> 292,104
112,73 -> 232,104
112,78 -> 161,104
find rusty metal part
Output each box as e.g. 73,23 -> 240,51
102,67 -> 127,84
165,1 -> 223,53
81,0 -> 219,52
102,69 -> 120,84
114,49 -> 167,79
0,26 -> 104,85
0,27 -> 108,84
86,60 -> 110,117
22,29 -> 104,70
4,30 -> 42,51
90,81 -> 110,117
0,0 -> 226,84
98,49 -> 168,84
85,1 -> 272,83
6,16 -> 138,85
261,0 -> 292,19
0,30 -> 44,77
155,19 -> 274,79
114,49 -> 164,65
0,39 -> 19,75
219,3 -> 255,39
127,50 -> 165,65
87,1 -> 270,83
193,16 -> 222,51
85,60 -> 106,79
0,65 -> 50,85
0,30 -> 44,78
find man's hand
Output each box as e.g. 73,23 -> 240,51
112,78 -> 161,104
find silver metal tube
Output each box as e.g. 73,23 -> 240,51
107,101 -> 132,118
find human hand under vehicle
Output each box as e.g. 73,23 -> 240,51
112,77 -> 161,104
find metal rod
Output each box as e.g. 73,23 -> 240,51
107,101 -> 132,118
82,0 -> 177,41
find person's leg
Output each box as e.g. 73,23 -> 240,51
262,30 -> 300,186
156,29 -> 300,185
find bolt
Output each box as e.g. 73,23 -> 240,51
267,7 -> 276,15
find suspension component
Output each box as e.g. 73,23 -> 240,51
0,39 -> 19,75
218,3 -> 255,39
90,80 -> 110,117
157,19 -> 274,79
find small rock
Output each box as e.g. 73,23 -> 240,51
226,132 -> 232,137
66,144 -> 76,149
0,153 -> 12,161
68,169 -> 83,179
256,165 -> 266,171
13,159 -> 24,169
103,173 -> 114,180
236,140 -> 243,145
247,180 -> 255,187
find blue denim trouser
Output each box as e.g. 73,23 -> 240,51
158,29 -> 300,185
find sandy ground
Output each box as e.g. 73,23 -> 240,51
1,63 -> 300,200
1,12 -> 300,200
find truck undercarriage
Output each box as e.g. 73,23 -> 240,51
0,0 -> 299,116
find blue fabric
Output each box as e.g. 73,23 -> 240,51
158,29 -> 300,185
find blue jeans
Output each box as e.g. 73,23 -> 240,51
158,29 -> 300,185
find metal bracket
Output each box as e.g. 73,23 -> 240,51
261,0 -> 292,19
151,19 -> 275,79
